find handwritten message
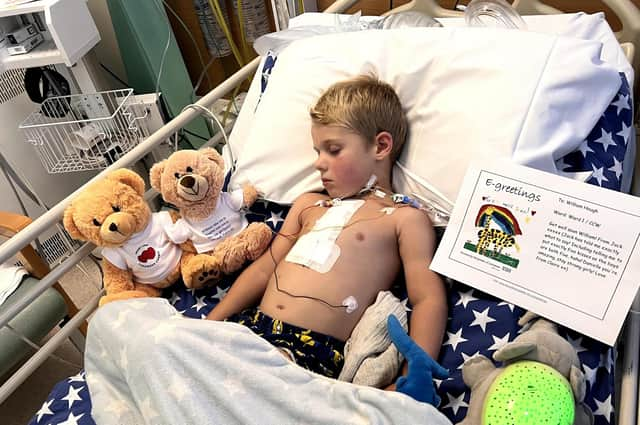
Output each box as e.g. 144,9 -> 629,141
536,220 -> 623,279
431,160 -> 640,345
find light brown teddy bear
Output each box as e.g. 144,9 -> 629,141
63,169 -> 182,306
150,148 -> 272,288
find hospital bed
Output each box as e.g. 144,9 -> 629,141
0,0 -> 638,423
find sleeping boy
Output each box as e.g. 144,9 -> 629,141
207,75 -> 448,387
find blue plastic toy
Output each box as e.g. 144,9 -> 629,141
387,315 -> 449,406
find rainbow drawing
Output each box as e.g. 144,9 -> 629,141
475,204 -> 522,236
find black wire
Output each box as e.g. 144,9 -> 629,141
178,131 -> 198,150
265,196 -> 408,310
269,239 -> 347,310
265,201 -> 346,309
99,63 -> 130,89
183,128 -> 210,141
161,101 -> 211,142
89,253 -> 104,282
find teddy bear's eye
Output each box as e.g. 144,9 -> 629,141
186,166 -> 193,173
112,205 -> 120,212
92,218 -> 101,226
174,172 -> 180,179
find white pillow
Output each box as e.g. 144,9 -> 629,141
224,12 -> 630,181
229,27 -> 620,205
290,12 -> 633,89
222,54 -> 273,175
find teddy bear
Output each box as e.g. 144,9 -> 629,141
150,148 -> 272,288
63,169 -> 182,306
460,311 -> 593,425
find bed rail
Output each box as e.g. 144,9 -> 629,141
0,0 -> 359,404
0,3 -> 637,424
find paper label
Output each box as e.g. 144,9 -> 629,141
431,159 -> 640,346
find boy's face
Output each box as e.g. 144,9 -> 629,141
311,124 -> 377,199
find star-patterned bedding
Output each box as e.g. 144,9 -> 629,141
556,73 -> 635,193
29,75 -> 632,425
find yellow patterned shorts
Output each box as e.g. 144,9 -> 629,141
227,308 -> 345,378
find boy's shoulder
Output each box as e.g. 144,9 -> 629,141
291,192 -> 329,208
393,205 -> 435,233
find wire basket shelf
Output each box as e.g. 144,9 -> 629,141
19,89 -> 151,174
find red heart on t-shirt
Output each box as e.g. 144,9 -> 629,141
138,247 -> 156,263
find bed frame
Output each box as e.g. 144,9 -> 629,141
0,1 -> 638,423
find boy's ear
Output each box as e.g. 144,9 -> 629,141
374,131 -> 394,160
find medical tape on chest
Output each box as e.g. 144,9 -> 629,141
286,200 -> 364,273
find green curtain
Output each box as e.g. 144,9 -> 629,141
107,0 -> 211,148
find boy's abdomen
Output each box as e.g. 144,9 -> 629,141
259,224 -> 400,341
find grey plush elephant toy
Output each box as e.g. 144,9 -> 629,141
459,311 -> 594,425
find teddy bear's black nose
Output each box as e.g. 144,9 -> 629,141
109,223 -> 118,232
180,175 -> 196,189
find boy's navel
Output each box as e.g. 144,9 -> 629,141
355,232 -> 365,242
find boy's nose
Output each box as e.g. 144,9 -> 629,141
313,156 -> 326,171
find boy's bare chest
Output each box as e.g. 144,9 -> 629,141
298,201 -> 398,248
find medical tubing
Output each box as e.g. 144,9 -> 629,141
162,0 -> 214,95
236,0 -> 248,62
181,103 -> 232,166
222,84 -> 243,127
193,55 -> 218,97
0,0 -> 356,273
154,0 -> 173,103
207,0 -> 245,67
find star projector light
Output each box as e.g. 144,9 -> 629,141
482,361 -> 575,425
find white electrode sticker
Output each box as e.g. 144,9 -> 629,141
286,200 -> 364,272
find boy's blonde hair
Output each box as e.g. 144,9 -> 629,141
309,75 -> 408,161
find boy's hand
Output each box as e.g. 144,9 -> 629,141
387,315 -> 449,406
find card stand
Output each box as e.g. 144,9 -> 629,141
18,88 -> 150,174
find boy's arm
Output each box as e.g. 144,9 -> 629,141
397,208 -> 447,362
206,193 -> 319,321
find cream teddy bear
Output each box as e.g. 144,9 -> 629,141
150,148 -> 272,288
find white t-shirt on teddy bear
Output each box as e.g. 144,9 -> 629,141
102,211 -> 181,284
165,190 -> 249,253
